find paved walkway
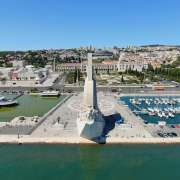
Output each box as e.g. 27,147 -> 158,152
31,92 -> 117,138
31,95 -> 79,137
1,135 -> 180,144
109,103 -> 152,138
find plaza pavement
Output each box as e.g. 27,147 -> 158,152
0,92 -> 180,144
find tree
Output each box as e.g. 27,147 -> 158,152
107,68 -> 110,75
147,64 -> 154,72
5,62 -> 13,68
74,69 -> 77,83
121,75 -> 124,83
171,56 -> 180,68
139,74 -> 144,83
1,77 -> 7,85
77,69 -> 81,82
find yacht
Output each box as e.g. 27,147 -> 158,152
158,112 -> 163,118
168,107 -> 176,114
154,107 -> 160,113
162,112 -> 166,118
0,96 -> 18,107
147,107 -> 154,112
168,112 -> 175,118
145,99 -> 151,105
40,91 -> 60,97
175,107 -> 180,114
149,111 -> 156,116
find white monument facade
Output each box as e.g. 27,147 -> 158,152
77,53 -> 105,140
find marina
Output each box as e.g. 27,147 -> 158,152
120,96 -> 180,124
1,90 -> 180,142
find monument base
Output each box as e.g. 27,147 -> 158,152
77,108 -> 105,140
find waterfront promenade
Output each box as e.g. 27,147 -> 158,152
0,92 -> 180,144
31,95 -> 79,138
112,103 -> 152,138
1,135 -> 180,144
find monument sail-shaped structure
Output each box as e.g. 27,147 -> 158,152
77,53 -> 105,140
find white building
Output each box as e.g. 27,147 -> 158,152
93,51 -> 114,60
0,67 -> 13,80
117,52 -> 148,72
10,60 -> 25,69
11,66 -> 49,83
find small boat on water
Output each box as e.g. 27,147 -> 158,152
158,112 -> 163,118
168,112 -> 175,118
147,107 -> 154,112
130,98 -> 140,105
149,112 -> 156,116
0,96 -> 18,107
175,107 -> 180,114
154,107 -> 160,113
40,91 -> 60,97
168,107 -> 176,114
141,109 -> 149,115
162,112 -> 166,118
145,99 -> 151,105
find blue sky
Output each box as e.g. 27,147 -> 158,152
0,0 -> 180,50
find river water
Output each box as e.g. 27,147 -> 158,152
0,144 -> 180,180
0,94 -> 65,122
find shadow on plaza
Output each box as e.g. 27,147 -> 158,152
103,114 -> 117,135
91,114 -> 117,144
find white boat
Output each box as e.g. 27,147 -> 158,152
0,96 -> 18,107
149,111 -> 156,116
168,112 -> 175,118
147,108 -> 154,112
175,107 -> 180,114
162,112 -> 166,117
154,107 -> 160,113
131,99 -> 140,105
158,112 -> 163,118
158,121 -> 166,126
168,107 -> 175,114
145,99 -> 151,105
40,91 -> 60,97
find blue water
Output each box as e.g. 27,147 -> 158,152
0,144 -> 180,180
120,96 -> 180,124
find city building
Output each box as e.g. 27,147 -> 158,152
93,50 -> 114,60
0,67 -> 13,80
10,60 -> 25,69
117,52 -> 148,72
57,61 -> 117,73
11,66 -> 49,84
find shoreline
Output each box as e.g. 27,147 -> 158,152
120,93 -> 180,97
1,136 -> 180,145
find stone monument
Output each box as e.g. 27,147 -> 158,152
77,53 -> 105,140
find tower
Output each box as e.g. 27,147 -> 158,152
83,53 -> 98,109
77,53 -> 105,140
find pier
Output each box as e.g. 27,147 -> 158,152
131,103 -> 142,111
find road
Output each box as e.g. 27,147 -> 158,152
0,72 -> 180,94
